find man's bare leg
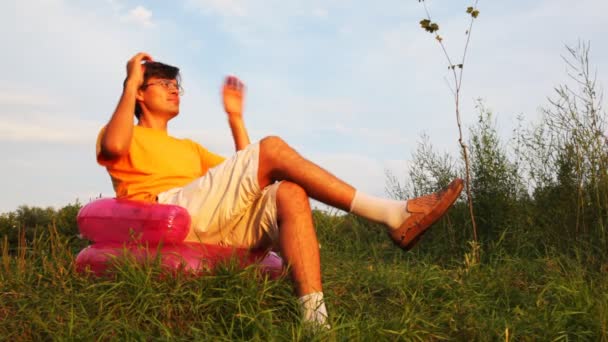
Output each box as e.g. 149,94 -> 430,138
275,181 -> 328,327
264,137 -> 462,327
258,136 -> 355,211
259,135 -> 373,327
258,135 -> 464,250
276,181 -> 322,295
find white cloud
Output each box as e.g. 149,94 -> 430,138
186,39 -> 205,52
244,75 -> 362,127
459,0 -> 608,136
329,123 -> 411,147
121,5 -> 155,28
0,84 -> 104,145
188,0 -> 247,17
351,0 -> 608,157
0,115 -> 100,144
310,151 -> 409,197
106,0 -> 125,12
0,89 -> 59,108
3,1 -> 160,83
312,8 -> 328,18
184,0 -> 346,47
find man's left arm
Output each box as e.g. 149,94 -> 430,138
223,76 -> 250,151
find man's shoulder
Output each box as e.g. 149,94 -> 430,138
177,136 -> 205,149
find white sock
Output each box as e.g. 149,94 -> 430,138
298,292 -> 330,329
349,191 -> 409,230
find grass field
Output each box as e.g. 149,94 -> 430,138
1,211 -> 607,341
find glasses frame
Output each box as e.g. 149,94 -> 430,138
141,79 -> 184,95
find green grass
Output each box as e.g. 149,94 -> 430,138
1,214 -> 607,341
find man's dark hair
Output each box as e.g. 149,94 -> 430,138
132,61 -> 181,119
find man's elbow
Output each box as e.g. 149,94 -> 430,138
100,140 -> 129,160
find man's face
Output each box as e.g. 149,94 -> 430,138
138,77 -> 181,119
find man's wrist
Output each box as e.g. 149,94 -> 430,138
227,114 -> 244,123
123,78 -> 141,92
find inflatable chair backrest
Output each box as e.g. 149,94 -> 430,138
77,198 -> 190,244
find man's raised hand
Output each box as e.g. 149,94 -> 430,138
125,52 -> 153,89
222,75 -> 245,120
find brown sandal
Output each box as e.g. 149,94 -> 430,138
389,178 -> 464,250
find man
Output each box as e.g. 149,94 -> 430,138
97,52 -> 464,328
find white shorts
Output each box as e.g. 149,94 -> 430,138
156,143 -> 281,249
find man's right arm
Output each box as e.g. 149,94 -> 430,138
223,76 -> 250,151
99,52 -> 151,161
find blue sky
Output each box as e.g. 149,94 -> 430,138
1,0 -> 607,213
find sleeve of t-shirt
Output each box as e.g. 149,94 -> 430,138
192,141 -> 225,169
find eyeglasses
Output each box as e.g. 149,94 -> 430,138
142,79 -> 184,95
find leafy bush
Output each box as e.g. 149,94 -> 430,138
386,42 -> 608,264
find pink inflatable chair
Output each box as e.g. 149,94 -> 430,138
75,198 -> 284,278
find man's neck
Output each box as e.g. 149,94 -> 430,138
138,115 -> 169,131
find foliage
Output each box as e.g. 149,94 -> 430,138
0,202 -> 82,253
469,102 -> 527,241
386,42 -> 607,265
385,133 -> 457,200
521,41 -> 608,251
1,212 -> 607,340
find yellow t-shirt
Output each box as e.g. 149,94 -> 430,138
97,125 -> 225,202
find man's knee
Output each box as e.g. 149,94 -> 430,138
260,135 -> 289,154
277,181 -> 309,208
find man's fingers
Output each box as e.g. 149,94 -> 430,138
125,52 -> 153,88
135,52 -> 153,63
225,75 -> 236,87
139,55 -> 153,67
127,52 -> 153,69
224,75 -> 245,92
140,52 -> 152,61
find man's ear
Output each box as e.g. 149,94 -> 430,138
135,88 -> 145,102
